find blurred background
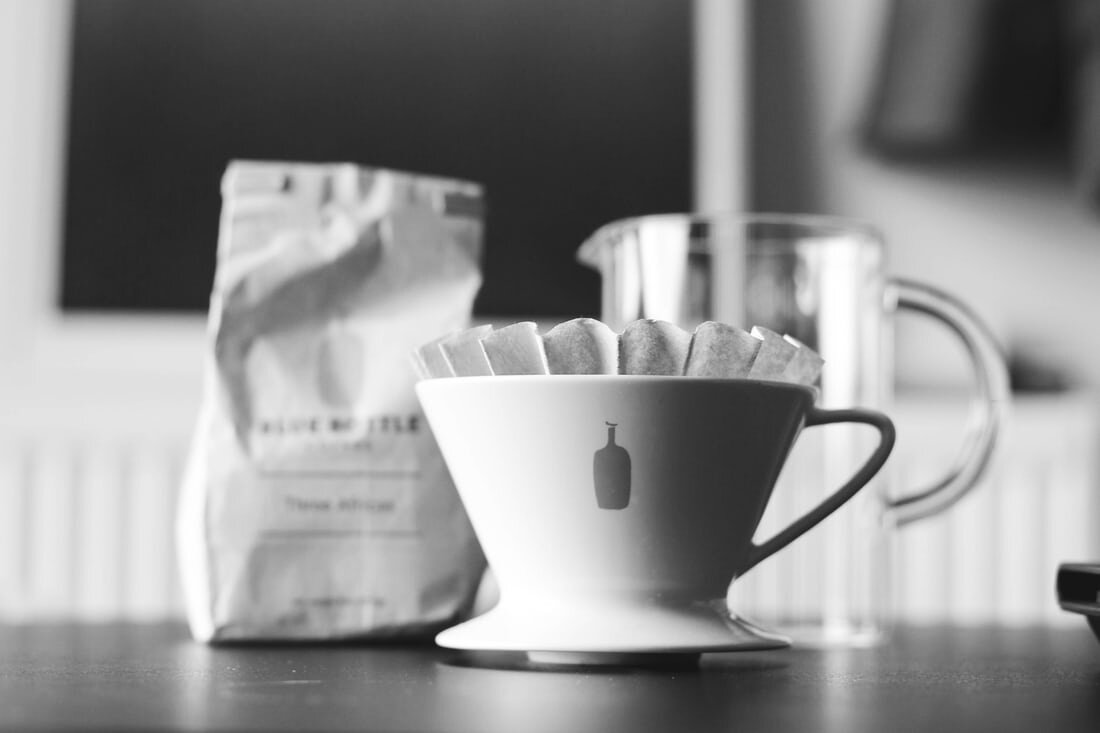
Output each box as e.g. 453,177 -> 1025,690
0,0 -> 1098,627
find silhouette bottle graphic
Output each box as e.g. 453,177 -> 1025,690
593,421 -> 631,509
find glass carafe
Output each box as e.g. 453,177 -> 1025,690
577,213 -> 1009,645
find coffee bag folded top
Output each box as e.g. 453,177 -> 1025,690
178,161 -> 486,642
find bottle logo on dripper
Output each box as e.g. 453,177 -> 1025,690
593,421 -> 631,509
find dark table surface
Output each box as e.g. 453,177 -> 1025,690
1,622 -> 1098,732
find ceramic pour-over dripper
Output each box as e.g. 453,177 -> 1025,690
414,318 -> 825,385
416,374 -> 894,665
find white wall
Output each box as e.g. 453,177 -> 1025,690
1,0 -> 1095,625
8,1 -> 1100,399
0,1 -> 201,620
776,0 -> 1100,389
0,0 -> 205,420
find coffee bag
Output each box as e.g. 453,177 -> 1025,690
178,161 -> 486,641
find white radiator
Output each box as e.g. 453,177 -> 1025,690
892,391 -> 1099,628
0,362 -> 198,623
0,436 -> 185,621
0,392 -> 1095,626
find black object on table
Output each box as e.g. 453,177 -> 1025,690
1,623 -> 1098,732
1058,563 -> 1100,641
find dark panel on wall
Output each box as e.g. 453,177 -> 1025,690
61,0 -> 692,316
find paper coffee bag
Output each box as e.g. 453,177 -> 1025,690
178,161 -> 486,641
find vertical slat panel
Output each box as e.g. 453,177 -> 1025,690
996,461 -> 1047,625
125,442 -> 178,619
947,471 -> 998,625
764,439 -> 799,619
165,450 -> 186,617
1043,415 -> 1094,627
897,455 -> 953,624
732,432 -> 807,621
74,441 -> 126,620
796,431 -> 827,625
0,441 -> 29,619
820,426 -> 864,633
751,467 -> 786,618
26,441 -> 76,617
781,431 -> 825,625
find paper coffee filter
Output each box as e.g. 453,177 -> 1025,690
416,318 -> 823,386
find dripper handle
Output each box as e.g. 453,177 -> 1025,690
735,407 -> 896,577
887,278 -> 1011,527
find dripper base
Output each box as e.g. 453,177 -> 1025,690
436,599 -> 790,664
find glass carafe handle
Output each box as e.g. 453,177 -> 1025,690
887,277 -> 1011,527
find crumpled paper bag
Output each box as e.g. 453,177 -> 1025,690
178,161 -> 486,641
